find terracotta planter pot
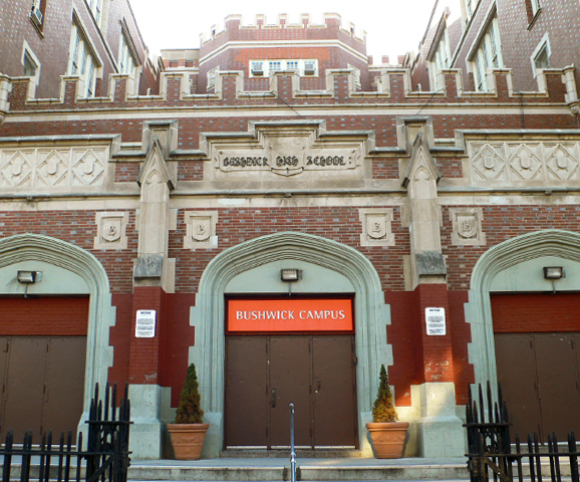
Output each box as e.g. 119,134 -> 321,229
167,423 -> 209,460
366,422 -> 409,459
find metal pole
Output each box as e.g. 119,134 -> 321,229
290,402 -> 296,482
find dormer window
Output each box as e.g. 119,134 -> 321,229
68,22 -> 101,97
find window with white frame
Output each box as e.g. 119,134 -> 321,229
68,23 -> 99,97
87,0 -> 104,27
464,0 -> 481,23
531,35 -> 550,76
23,52 -> 38,78
429,28 -> 451,90
530,0 -> 541,17
470,17 -> 503,91
249,59 -> 319,77
207,67 -> 218,89
30,0 -> 44,27
118,33 -> 135,75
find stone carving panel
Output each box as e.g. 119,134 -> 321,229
449,207 -> 486,246
1,150 -> 34,187
469,141 -> 580,186
184,211 -> 218,250
0,146 -> 108,190
359,208 -> 395,247
94,212 -> 129,250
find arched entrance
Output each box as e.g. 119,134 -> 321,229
0,234 -> 115,437
467,229 -> 580,439
190,231 -> 391,457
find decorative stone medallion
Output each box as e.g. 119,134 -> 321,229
94,212 -> 129,250
449,207 -> 486,246
359,209 -> 395,247
184,211 -> 218,249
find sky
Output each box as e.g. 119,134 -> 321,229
129,0 -> 437,63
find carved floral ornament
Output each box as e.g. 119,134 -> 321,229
0,146 -> 107,189
184,211 -> 218,250
470,141 -> 579,183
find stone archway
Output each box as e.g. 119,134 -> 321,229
466,229 -> 580,388
189,231 -> 391,457
0,234 -> 115,425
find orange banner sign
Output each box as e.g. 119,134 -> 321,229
227,298 -> 354,333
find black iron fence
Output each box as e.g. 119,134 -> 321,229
465,382 -> 579,482
0,383 -> 131,482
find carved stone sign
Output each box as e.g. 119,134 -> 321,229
94,212 -> 129,250
184,211 -> 218,249
359,209 -> 395,247
206,124 -> 367,181
449,207 -> 486,246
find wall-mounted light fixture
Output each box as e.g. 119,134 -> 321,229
17,270 -> 38,284
17,270 -> 41,297
281,269 -> 301,282
280,269 -> 301,295
543,266 -> 564,293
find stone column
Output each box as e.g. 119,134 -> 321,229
129,138 -> 175,459
402,130 -> 465,457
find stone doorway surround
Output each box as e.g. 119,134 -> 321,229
189,231 -> 392,458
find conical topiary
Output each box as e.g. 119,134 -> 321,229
372,364 -> 398,423
175,363 -> 204,424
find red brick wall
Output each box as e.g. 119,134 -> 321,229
491,293 -> 580,332
159,292 -> 196,406
169,206 -> 410,293
0,296 -> 89,335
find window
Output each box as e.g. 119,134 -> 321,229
470,17 -> 503,91
68,23 -> 99,97
207,67 -> 218,89
30,0 -> 44,28
531,35 -> 551,76
87,0 -> 104,26
269,61 -> 282,72
530,0 -> 541,16
249,59 -> 319,77
118,33 -> 135,75
23,51 -> 38,77
429,28 -> 451,90
464,0 -> 481,23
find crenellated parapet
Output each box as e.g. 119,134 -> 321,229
2,66 -> 578,114
199,13 -> 366,55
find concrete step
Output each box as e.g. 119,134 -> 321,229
128,458 -> 470,481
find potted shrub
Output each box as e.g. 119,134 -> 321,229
366,364 -> 409,458
166,363 -> 209,460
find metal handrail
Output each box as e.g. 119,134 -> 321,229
290,402 -> 296,482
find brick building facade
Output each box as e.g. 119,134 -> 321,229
1,2 -> 580,460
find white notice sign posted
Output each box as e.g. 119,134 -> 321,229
425,307 -> 446,336
136,310 -> 156,338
